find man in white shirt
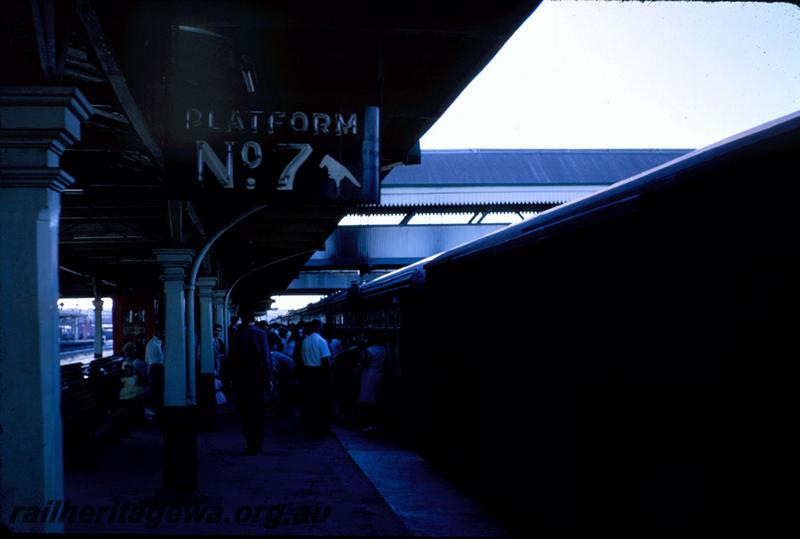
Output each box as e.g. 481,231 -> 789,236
301,320 -> 331,367
300,319 -> 332,434
144,326 -> 165,418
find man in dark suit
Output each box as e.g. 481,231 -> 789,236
231,310 -> 271,455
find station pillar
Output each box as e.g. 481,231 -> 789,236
0,86 -> 91,532
196,277 -> 217,430
93,297 -> 104,359
153,249 -> 197,492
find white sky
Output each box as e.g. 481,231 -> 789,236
270,295 -> 325,312
420,1 -> 800,149
58,297 -> 113,311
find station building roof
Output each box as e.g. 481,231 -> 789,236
384,149 -> 692,186
374,149 -> 692,208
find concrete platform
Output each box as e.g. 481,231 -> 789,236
332,426 -> 509,537
63,404 -> 511,537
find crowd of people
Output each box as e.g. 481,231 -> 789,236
224,312 -> 389,453
113,316 -> 389,455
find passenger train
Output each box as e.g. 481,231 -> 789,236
289,111 -> 800,535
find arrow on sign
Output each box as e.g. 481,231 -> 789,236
320,154 -> 361,195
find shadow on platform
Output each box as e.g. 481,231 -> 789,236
63,404 -> 510,537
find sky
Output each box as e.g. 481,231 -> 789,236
420,0 -> 800,150
270,295 -> 325,313
58,297 -> 113,311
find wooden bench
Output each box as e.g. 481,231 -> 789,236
89,355 -> 125,411
61,356 -> 128,466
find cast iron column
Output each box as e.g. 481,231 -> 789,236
0,86 -> 91,532
93,297 -> 104,359
196,276 -> 217,430
153,248 -> 197,492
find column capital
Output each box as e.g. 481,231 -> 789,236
0,87 -> 92,144
160,267 -> 187,284
0,86 -> 92,193
0,167 -> 76,192
0,86 -> 92,118
156,249 -> 194,284
196,277 -> 217,290
197,278 -> 217,300
213,289 -> 227,302
154,249 -> 195,268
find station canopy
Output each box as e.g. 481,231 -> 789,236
1,0 -> 539,304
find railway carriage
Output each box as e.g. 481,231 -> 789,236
292,111 -> 800,534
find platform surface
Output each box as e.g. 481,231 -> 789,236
64,405 -> 511,537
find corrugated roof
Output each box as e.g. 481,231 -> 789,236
383,149 -> 692,186
376,185 -> 606,207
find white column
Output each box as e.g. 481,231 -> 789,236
154,251 -> 198,491
196,277 -> 216,376
93,298 -> 104,358
153,249 -> 194,407
0,86 -> 91,533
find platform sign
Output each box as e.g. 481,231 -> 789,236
173,106 -> 378,203
163,26 -> 379,204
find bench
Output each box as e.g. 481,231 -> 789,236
89,355 -> 125,410
61,356 -> 128,466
